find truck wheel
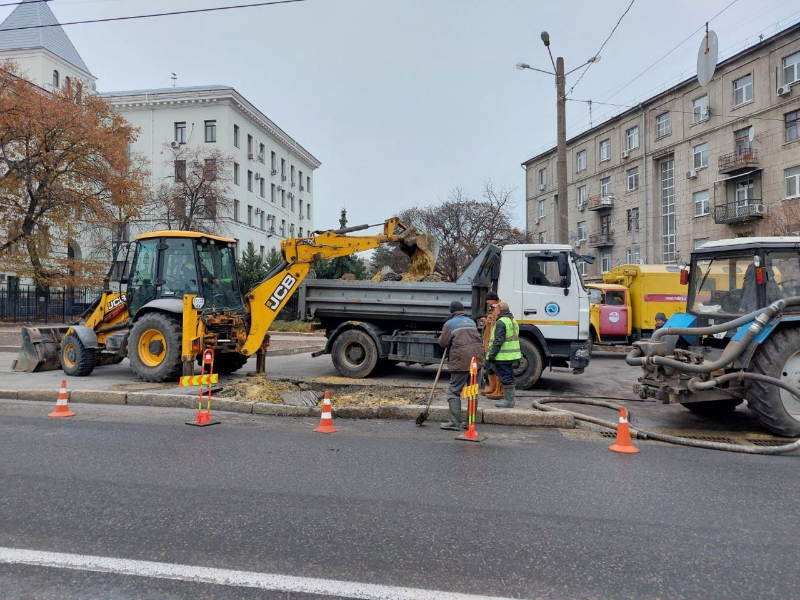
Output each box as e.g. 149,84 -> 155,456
129,313 -> 183,382
331,329 -> 378,379
514,338 -> 543,389
746,328 -> 800,437
198,352 -> 249,375
61,333 -> 97,377
681,399 -> 742,416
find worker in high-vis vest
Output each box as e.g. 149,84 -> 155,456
485,301 -> 522,408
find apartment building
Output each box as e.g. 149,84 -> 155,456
104,86 -> 320,259
523,23 -> 800,278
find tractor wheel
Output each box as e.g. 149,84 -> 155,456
198,352 -> 250,375
681,399 -> 743,417
61,333 -> 97,377
514,338 -> 544,390
129,313 -> 183,382
746,328 -> 800,437
331,329 -> 378,379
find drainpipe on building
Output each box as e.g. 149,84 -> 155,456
640,104 -> 648,264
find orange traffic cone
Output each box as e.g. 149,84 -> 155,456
48,380 -> 75,418
609,406 -> 639,454
314,390 -> 337,434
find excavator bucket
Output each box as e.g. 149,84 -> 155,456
396,229 -> 441,278
12,326 -> 68,373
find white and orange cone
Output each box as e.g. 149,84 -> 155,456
314,390 -> 337,434
609,406 -> 638,454
48,380 -> 75,419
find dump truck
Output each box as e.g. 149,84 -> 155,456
631,237 -> 800,436
299,243 -> 594,389
588,264 -> 686,345
13,218 -> 437,382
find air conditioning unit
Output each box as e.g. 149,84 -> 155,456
271,169 -> 278,176
621,150 -> 630,159
170,141 -> 180,149
270,226 -> 275,233
686,170 -> 698,179
752,203 -> 768,215
539,183 -> 546,191
282,175 -> 287,181
636,259 -> 644,265
248,153 -> 254,160
255,173 -> 261,180
258,153 -> 265,162
255,207 -> 262,215
778,84 -> 792,96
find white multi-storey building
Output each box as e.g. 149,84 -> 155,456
102,86 -> 320,258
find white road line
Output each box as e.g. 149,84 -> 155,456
0,547 -> 521,600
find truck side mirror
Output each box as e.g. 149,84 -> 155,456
680,269 -> 689,285
582,253 -> 596,265
557,254 -> 569,277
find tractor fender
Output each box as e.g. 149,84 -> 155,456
65,325 -> 99,349
133,298 -> 184,321
325,320 -> 388,358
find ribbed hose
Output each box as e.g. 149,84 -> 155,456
531,397 -> 800,455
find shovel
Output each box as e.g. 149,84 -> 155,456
415,348 -> 448,426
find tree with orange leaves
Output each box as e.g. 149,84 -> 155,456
0,65 -> 148,288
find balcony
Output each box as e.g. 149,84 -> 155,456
714,200 -> 766,224
588,232 -> 614,248
718,148 -> 759,174
587,195 -> 614,211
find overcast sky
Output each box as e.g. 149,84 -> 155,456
3,0 -> 793,229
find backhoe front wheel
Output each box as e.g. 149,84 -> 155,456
129,313 -> 183,382
61,333 -> 97,377
747,328 -> 800,437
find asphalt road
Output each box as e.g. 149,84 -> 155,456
1,400 -> 798,599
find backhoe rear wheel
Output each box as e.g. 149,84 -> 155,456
331,329 -> 378,379
746,328 -> 800,437
61,333 -> 97,377
129,312 -> 183,382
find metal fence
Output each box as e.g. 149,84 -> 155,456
0,286 -> 102,324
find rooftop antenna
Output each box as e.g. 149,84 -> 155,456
171,73 -> 177,87
588,99 -> 593,128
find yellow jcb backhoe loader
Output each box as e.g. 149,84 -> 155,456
12,218 -> 438,382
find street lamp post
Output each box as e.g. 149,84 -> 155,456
518,34 -> 599,245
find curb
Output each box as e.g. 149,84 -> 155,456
0,389 -> 576,429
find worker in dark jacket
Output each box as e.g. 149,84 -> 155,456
437,301 -> 485,430
485,302 -> 522,408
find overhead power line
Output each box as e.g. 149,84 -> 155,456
0,0 -> 308,31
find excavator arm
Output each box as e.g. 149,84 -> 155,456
238,217 -> 438,357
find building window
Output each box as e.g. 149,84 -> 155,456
282,190 -> 286,208
735,128 -> 752,158
247,135 -> 253,156
736,179 -> 754,208
204,158 -> 217,181
627,208 -> 639,231
260,245 -> 265,258
693,142 -> 708,169
290,195 -> 295,212
299,227 -> 303,237
576,149 -> 586,171
271,151 -> 277,173
259,143 -> 265,163
627,167 -> 639,191
601,176 -> 611,197
538,168 -> 547,187
307,176 -> 311,192
626,126 -> 639,151
692,95 -> 709,123
234,200 -> 240,222
247,205 -> 253,226
280,219 -> 286,236
299,199 -> 303,218
693,190 -> 709,216
694,238 -> 709,249
299,170 -> 304,189
175,122 -> 187,144
63,76 -> 71,91
233,124 -> 240,148
271,183 -> 276,203
579,260 -> 587,277
260,213 -> 265,231
626,248 -> 640,264
260,178 -> 265,198
784,51 -> 800,85
205,120 -> 217,143
539,199 -> 546,218
577,220 -> 587,241
52,70 -> 59,88
291,165 -> 296,186
601,253 -> 612,273
538,232 -> 547,244
247,170 -> 253,192
785,166 -> 800,198
661,159 -> 676,262
733,74 -> 753,106
787,111 -> 800,142
307,203 -> 311,219
599,139 -> 610,162
656,112 -> 670,138
174,160 -> 186,182
233,162 -> 240,185
577,185 -> 587,208
281,159 -> 286,180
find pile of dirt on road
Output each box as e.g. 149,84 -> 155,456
220,377 -> 301,404
325,387 -> 423,407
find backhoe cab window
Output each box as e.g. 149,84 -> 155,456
128,240 -> 158,315
161,239 -> 199,298
197,241 -> 242,310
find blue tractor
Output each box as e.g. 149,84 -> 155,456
631,238 -> 800,437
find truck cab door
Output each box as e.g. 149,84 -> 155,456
519,251 -> 579,341
599,291 -> 629,337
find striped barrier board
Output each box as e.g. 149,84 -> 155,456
180,373 -> 219,387
461,384 -> 479,399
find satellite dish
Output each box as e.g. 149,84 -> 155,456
697,29 -> 719,87
748,126 -> 755,142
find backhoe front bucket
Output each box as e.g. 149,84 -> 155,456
396,230 -> 441,278
12,326 -> 68,373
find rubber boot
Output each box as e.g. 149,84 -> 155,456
495,385 -> 515,408
482,374 -> 499,396
440,398 -> 461,430
487,379 -> 504,399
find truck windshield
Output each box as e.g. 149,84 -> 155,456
197,241 -> 243,311
764,250 -> 800,302
690,255 -> 754,315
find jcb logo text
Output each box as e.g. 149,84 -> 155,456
267,274 -> 297,311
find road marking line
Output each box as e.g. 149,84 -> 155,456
0,547 -> 519,600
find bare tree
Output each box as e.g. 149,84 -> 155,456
770,199 -> 800,235
149,144 -> 234,233
398,182 -> 526,281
